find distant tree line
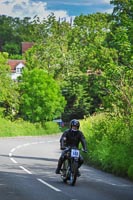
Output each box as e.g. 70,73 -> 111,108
0,0 -> 132,124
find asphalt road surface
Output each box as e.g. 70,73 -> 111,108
0,134 -> 133,200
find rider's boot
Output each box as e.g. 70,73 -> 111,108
77,169 -> 81,177
77,161 -> 83,177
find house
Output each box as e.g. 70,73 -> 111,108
8,42 -> 34,81
8,59 -> 26,81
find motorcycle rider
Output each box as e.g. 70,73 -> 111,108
55,119 -> 87,176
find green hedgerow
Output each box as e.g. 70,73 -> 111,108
128,165 -> 133,180
0,117 -> 60,137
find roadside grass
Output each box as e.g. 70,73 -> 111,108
80,113 -> 133,180
0,117 -> 61,137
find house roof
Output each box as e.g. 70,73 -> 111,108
22,42 -> 34,54
8,42 -> 33,74
8,59 -> 26,71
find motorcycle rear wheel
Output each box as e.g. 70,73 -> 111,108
69,161 -> 78,186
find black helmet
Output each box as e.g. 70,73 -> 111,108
70,119 -> 80,129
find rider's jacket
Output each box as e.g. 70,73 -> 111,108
60,129 -> 87,151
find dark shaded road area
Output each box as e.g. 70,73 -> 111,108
0,135 -> 133,200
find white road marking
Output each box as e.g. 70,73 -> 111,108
9,152 -> 12,157
9,139 -> 62,192
9,139 -> 133,189
37,178 -> 61,192
10,148 -> 16,153
10,157 -> 18,164
19,166 -> 32,174
16,145 -> 22,149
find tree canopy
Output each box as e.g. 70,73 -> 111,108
0,52 -> 19,119
19,68 -> 66,123
0,0 -> 132,123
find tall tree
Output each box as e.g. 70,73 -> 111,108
19,68 -> 66,123
24,13 -> 113,119
102,0 -> 133,119
110,0 -> 133,44
0,15 -> 35,56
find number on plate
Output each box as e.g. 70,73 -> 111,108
71,149 -> 79,158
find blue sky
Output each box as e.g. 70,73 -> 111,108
45,0 -> 113,16
0,0 -> 113,20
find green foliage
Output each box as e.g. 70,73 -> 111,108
1,11 -> 132,120
0,52 -> 19,119
0,117 -> 60,137
42,121 -> 61,135
128,165 -> 133,180
62,72 -> 91,120
24,13 -> 113,119
0,15 -> 34,55
19,68 -> 66,123
3,42 -> 21,55
80,114 -> 133,179
110,0 -> 133,44
0,10 -> 132,180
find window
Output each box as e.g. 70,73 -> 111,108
16,68 -> 21,73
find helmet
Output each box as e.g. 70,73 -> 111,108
70,119 -> 80,129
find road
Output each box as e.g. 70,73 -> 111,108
0,134 -> 133,200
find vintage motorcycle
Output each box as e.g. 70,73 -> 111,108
60,147 -> 85,186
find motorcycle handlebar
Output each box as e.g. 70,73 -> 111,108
61,146 -> 87,153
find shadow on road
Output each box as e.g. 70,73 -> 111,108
0,170 -> 45,200
0,154 -> 58,162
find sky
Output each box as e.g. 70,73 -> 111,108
0,0 -> 114,21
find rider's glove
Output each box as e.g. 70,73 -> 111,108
83,149 -> 87,153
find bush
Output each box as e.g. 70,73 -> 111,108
80,113 -> 133,179
128,165 -> 133,180
42,121 -> 61,135
0,117 -> 60,137
110,144 -> 130,176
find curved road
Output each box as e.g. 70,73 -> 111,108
0,135 -> 133,200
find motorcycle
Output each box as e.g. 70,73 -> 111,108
60,147 -> 85,186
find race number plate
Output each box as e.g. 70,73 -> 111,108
71,149 -> 80,158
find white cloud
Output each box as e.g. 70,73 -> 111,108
0,0 -> 69,20
104,8 -> 113,14
0,0 -> 113,20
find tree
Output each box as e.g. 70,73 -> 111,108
19,68 -> 66,123
0,52 -> 19,119
0,15 -> 35,56
110,0 -> 133,44
101,0 -> 133,119
24,13 -> 113,119
68,13 -> 112,115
